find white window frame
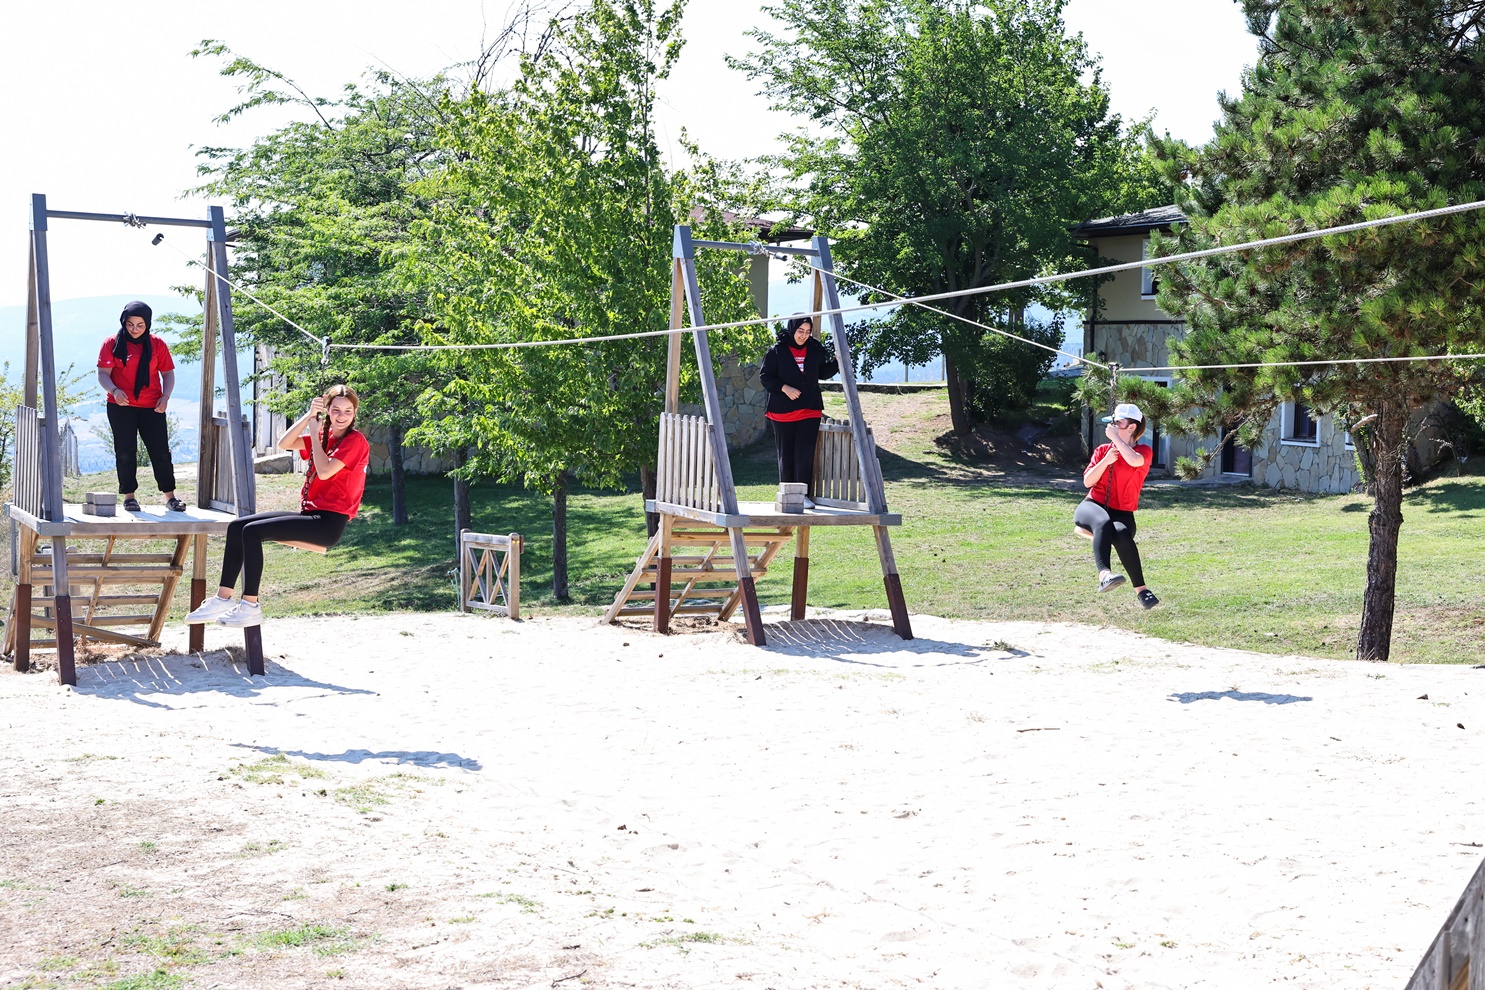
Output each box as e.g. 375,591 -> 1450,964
1280,400 -> 1321,448
1140,238 -> 1158,299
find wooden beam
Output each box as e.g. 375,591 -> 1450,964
189,534 -> 207,653
208,206 -> 255,514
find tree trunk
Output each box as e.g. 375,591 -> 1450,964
945,354 -> 971,435
640,463 -> 658,537
388,420 -> 409,525
452,448 -> 472,554
1356,398 -> 1406,662
552,468 -> 570,601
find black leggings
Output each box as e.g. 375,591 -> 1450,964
1074,498 -> 1145,587
219,510 -> 348,597
106,403 -> 176,495
771,418 -> 821,495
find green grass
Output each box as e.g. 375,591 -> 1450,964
228,752 -> 328,785
15,389 -> 1485,663
254,923 -> 360,957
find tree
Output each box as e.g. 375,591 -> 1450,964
402,0 -> 762,599
189,44 -> 458,526
1147,0 -> 1485,660
733,0 -> 1167,433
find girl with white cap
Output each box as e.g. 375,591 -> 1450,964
1074,402 -> 1159,608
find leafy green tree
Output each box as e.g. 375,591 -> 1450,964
402,0 -> 762,599
1146,0 -> 1485,660
188,43 -> 457,525
733,0 -> 1167,433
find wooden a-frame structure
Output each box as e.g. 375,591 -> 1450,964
5,194 -> 256,685
604,226 -> 912,647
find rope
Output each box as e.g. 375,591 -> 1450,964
150,233 -> 325,348
810,265 -> 1098,369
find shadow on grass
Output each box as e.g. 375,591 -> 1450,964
1403,480 -> 1485,514
763,617 -> 998,667
235,743 -> 480,770
1167,690 -> 1313,705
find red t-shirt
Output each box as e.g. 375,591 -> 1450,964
299,429 -> 370,519
1086,443 -> 1154,512
97,334 -> 176,407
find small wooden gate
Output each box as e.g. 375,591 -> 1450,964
459,530 -> 522,618
1404,855 -> 1485,990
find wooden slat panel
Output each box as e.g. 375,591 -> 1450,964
31,613 -> 155,628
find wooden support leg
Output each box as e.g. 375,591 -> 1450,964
13,585 -> 31,673
51,537 -> 76,687
243,626 -> 265,676
873,525 -> 913,641
654,516 -> 673,634
790,526 -> 810,621
729,526 -> 765,646
189,535 -> 207,653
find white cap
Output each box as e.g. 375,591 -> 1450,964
1101,402 -> 1144,424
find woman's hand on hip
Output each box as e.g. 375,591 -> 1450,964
781,385 -> 801,401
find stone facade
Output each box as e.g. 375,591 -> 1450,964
679,353 -> 769,451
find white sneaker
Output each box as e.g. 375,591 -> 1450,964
184,595 -> 236,624
217,600 -> 264,628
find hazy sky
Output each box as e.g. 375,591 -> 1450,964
0,0 -> 1256,307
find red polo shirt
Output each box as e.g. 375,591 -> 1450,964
1086,443 -> 1154,512
299,429 -> 370,519
97,334 -> 175,407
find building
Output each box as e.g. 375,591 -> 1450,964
1071,206 -> 1448,493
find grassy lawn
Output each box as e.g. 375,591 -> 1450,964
9,388 -> 1485,664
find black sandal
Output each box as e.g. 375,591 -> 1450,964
123,497 -> 141,512
166,497 -> 188,513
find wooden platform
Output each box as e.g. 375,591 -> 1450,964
646,499 -> 902,529
5,501 -> 238,680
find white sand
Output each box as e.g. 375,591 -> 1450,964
1,609 -> 1482,989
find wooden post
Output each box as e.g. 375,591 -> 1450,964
208,206 -> 255,515
654,515 -> 673,634
243,627 -> 265,676
12,527 -> 36,672
507,534 -> 521,620
197,247 -> 221,508
189,534 -> 207,653
458,529 -> 470,613
30,195 -> 76,685
674,226 -> 765,646
24,243 -> 39,409
665,259 -> 684,416
791,526 -> 810,621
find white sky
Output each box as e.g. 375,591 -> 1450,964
0,0 -> 1256,308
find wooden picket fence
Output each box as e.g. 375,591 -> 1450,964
657,412 -> 720,511
1404,855 -> 1485,990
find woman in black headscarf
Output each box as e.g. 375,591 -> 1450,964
759,316 -> 839,507
96,300 -> 185,513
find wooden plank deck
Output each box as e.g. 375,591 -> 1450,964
7,502 -> 237,537
647,499 -> 901,529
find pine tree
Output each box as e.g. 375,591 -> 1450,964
1153,0 -> 1485,660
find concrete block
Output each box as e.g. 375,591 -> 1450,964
254,451 -> 295,474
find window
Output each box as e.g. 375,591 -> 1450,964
1282,401 -> 1319,445
1140,238 -> 1159,298
1220,424 -> 1253,476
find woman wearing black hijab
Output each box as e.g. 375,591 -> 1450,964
759,316 -> 839,507
96,300 -> 185,513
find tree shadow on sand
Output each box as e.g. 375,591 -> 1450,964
73,649 -> 376,709
232,742 -> 481,771
762,617 -> 1017,668
1167,690 -> 1313,705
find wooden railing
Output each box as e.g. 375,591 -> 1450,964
204,414 -> 253,514
12,405 -> 43,519
459,530 -> 521,618
813,417 -> 874,509
1404,855 -> 1484,990
657,412 -> 721,512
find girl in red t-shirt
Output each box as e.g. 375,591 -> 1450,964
1074,403 -> 1159,608
96,300 -> 186,513
185,384 -> 370,628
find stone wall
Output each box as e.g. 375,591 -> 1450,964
680,353 -> 769,451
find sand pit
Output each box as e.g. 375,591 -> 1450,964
1,609 -> 1482,989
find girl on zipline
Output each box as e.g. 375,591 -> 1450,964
97,300 -> 186,513
1075,402 -> 1160,609
185,384 -> 369,628
760,316 -> 839,508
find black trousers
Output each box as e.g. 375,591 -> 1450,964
106,403 -> 176,495
1074,498 -> 1145,587
219,510 -> 349,597
772,418 -> 821,495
